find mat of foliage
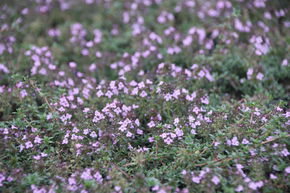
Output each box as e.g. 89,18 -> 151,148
0,0 -> 290,193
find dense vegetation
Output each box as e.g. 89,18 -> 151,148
0,0 -> 289,192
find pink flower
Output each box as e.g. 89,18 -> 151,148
60,97 -> 69,107
231,137 -> 239,146
270,174 -> 277,179
94,172 -> 103,183
0,64 -> 9,73
34,136 -> 42,144
164,137 -> 173,144
147,121 -> 156,128
226,139 -> 232,146
20,90 -> 28,98
93,111 -> 105,123
248,181 -> 264,190
235,185 -> 243,192
281,59 -> 288,66
152,185 -> 159,191
256,72 -> 264,80
285,166 -> 290,174
46,113 -> 53,120
191,129 -> 197,135
137,129 -> 143,135
0,173 -> 6,186
211,176 -> 220,185
33,155 -> 41,160
126,131 -> 133,138
135,119 -> 140,126
140,90 -> 147,98
281,148 -> 290,157
96,90 -> 104,97
48,28 -> 61,37
173,118 -> 180,125
25,141 -> 33,149
114,186 -> 121,191
90,131 -> 97,138
68,177 -> 76,185
175,128 -> 184,137
164,93 -> 172,101
41,153 -> 47,157
181,170 -> 187,175
62,138 -> 68,144
81,169 -> 93,180
148,137 -> 154,143
183,36 -> 192,46
247,68 -> 253,79
192,176 -> 201,183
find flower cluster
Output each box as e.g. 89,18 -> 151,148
0,0 -> 289,192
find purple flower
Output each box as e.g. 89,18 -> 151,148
94,172 -> 103,183
80,169 -> 93,180
231,137 -> 239,146
270,174 -> 277,179
192,176 -> 201,183
285,166 -> 290,174
281,148 -> 290,157
211,176 -> 220,185
256,72 -> 264,80
242,138 -> 249,144
175,128 -> 184,137
25,141 -> 33,149
235,185 -> 243,192
34,136 -> 42,144
147,121 -> 156,128
248,181 -> 264,190
20,89 -> 28,98
164,137 -> 173,145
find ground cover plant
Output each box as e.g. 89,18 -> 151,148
0,0 -> 290,192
